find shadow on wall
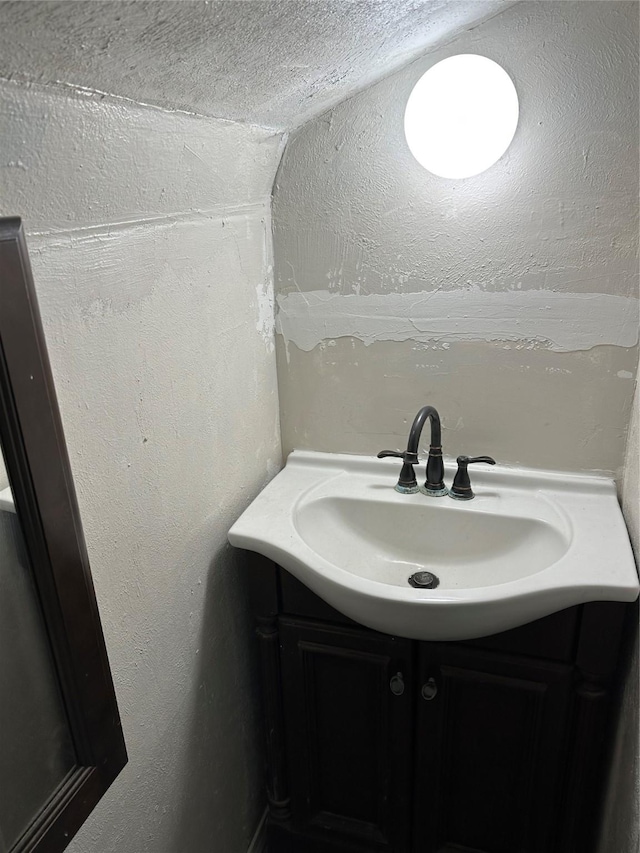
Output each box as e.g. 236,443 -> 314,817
170,542 -> 265,853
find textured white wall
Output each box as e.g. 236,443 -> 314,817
0,79 -> 283,853
273,0 -> 639,476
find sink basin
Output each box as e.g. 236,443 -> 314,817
228,451 -> 639,640
295,495 -> 568,588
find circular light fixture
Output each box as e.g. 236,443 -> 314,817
404,54 -> 519,179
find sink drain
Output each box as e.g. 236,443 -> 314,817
408,571 -> 439,590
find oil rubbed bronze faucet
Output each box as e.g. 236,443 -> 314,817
378,405 -> 447,496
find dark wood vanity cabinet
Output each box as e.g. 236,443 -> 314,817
279,619 -> 414,852
413,644 -> 573,853
247,556 -> 630,853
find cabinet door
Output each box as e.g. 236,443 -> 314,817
413,643 -> 573,853
280,618 -> 414,852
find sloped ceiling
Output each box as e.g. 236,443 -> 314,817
0,0 -> 513,130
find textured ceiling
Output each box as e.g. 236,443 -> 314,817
0,0 -> 513,130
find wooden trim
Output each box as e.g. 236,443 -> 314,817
256,615 -> 291,820
0,218 -> 127,853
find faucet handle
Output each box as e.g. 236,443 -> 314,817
377,449 -> 420,493
377,449 -> 419,464
450,455 -> 496,501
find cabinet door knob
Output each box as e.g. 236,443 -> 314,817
421,677 -> 438,701
389,672 -> 405,696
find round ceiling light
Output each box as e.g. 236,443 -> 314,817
404,54 -> 519,179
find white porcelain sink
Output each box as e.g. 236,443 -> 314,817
228,451 -> 639,640
295,495 -> 569,588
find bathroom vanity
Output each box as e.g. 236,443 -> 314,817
247,556 -> 631,853
229,450 -> 639,852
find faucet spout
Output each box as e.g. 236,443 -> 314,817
407,406 -> 446,496
377,405 -> 447,496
